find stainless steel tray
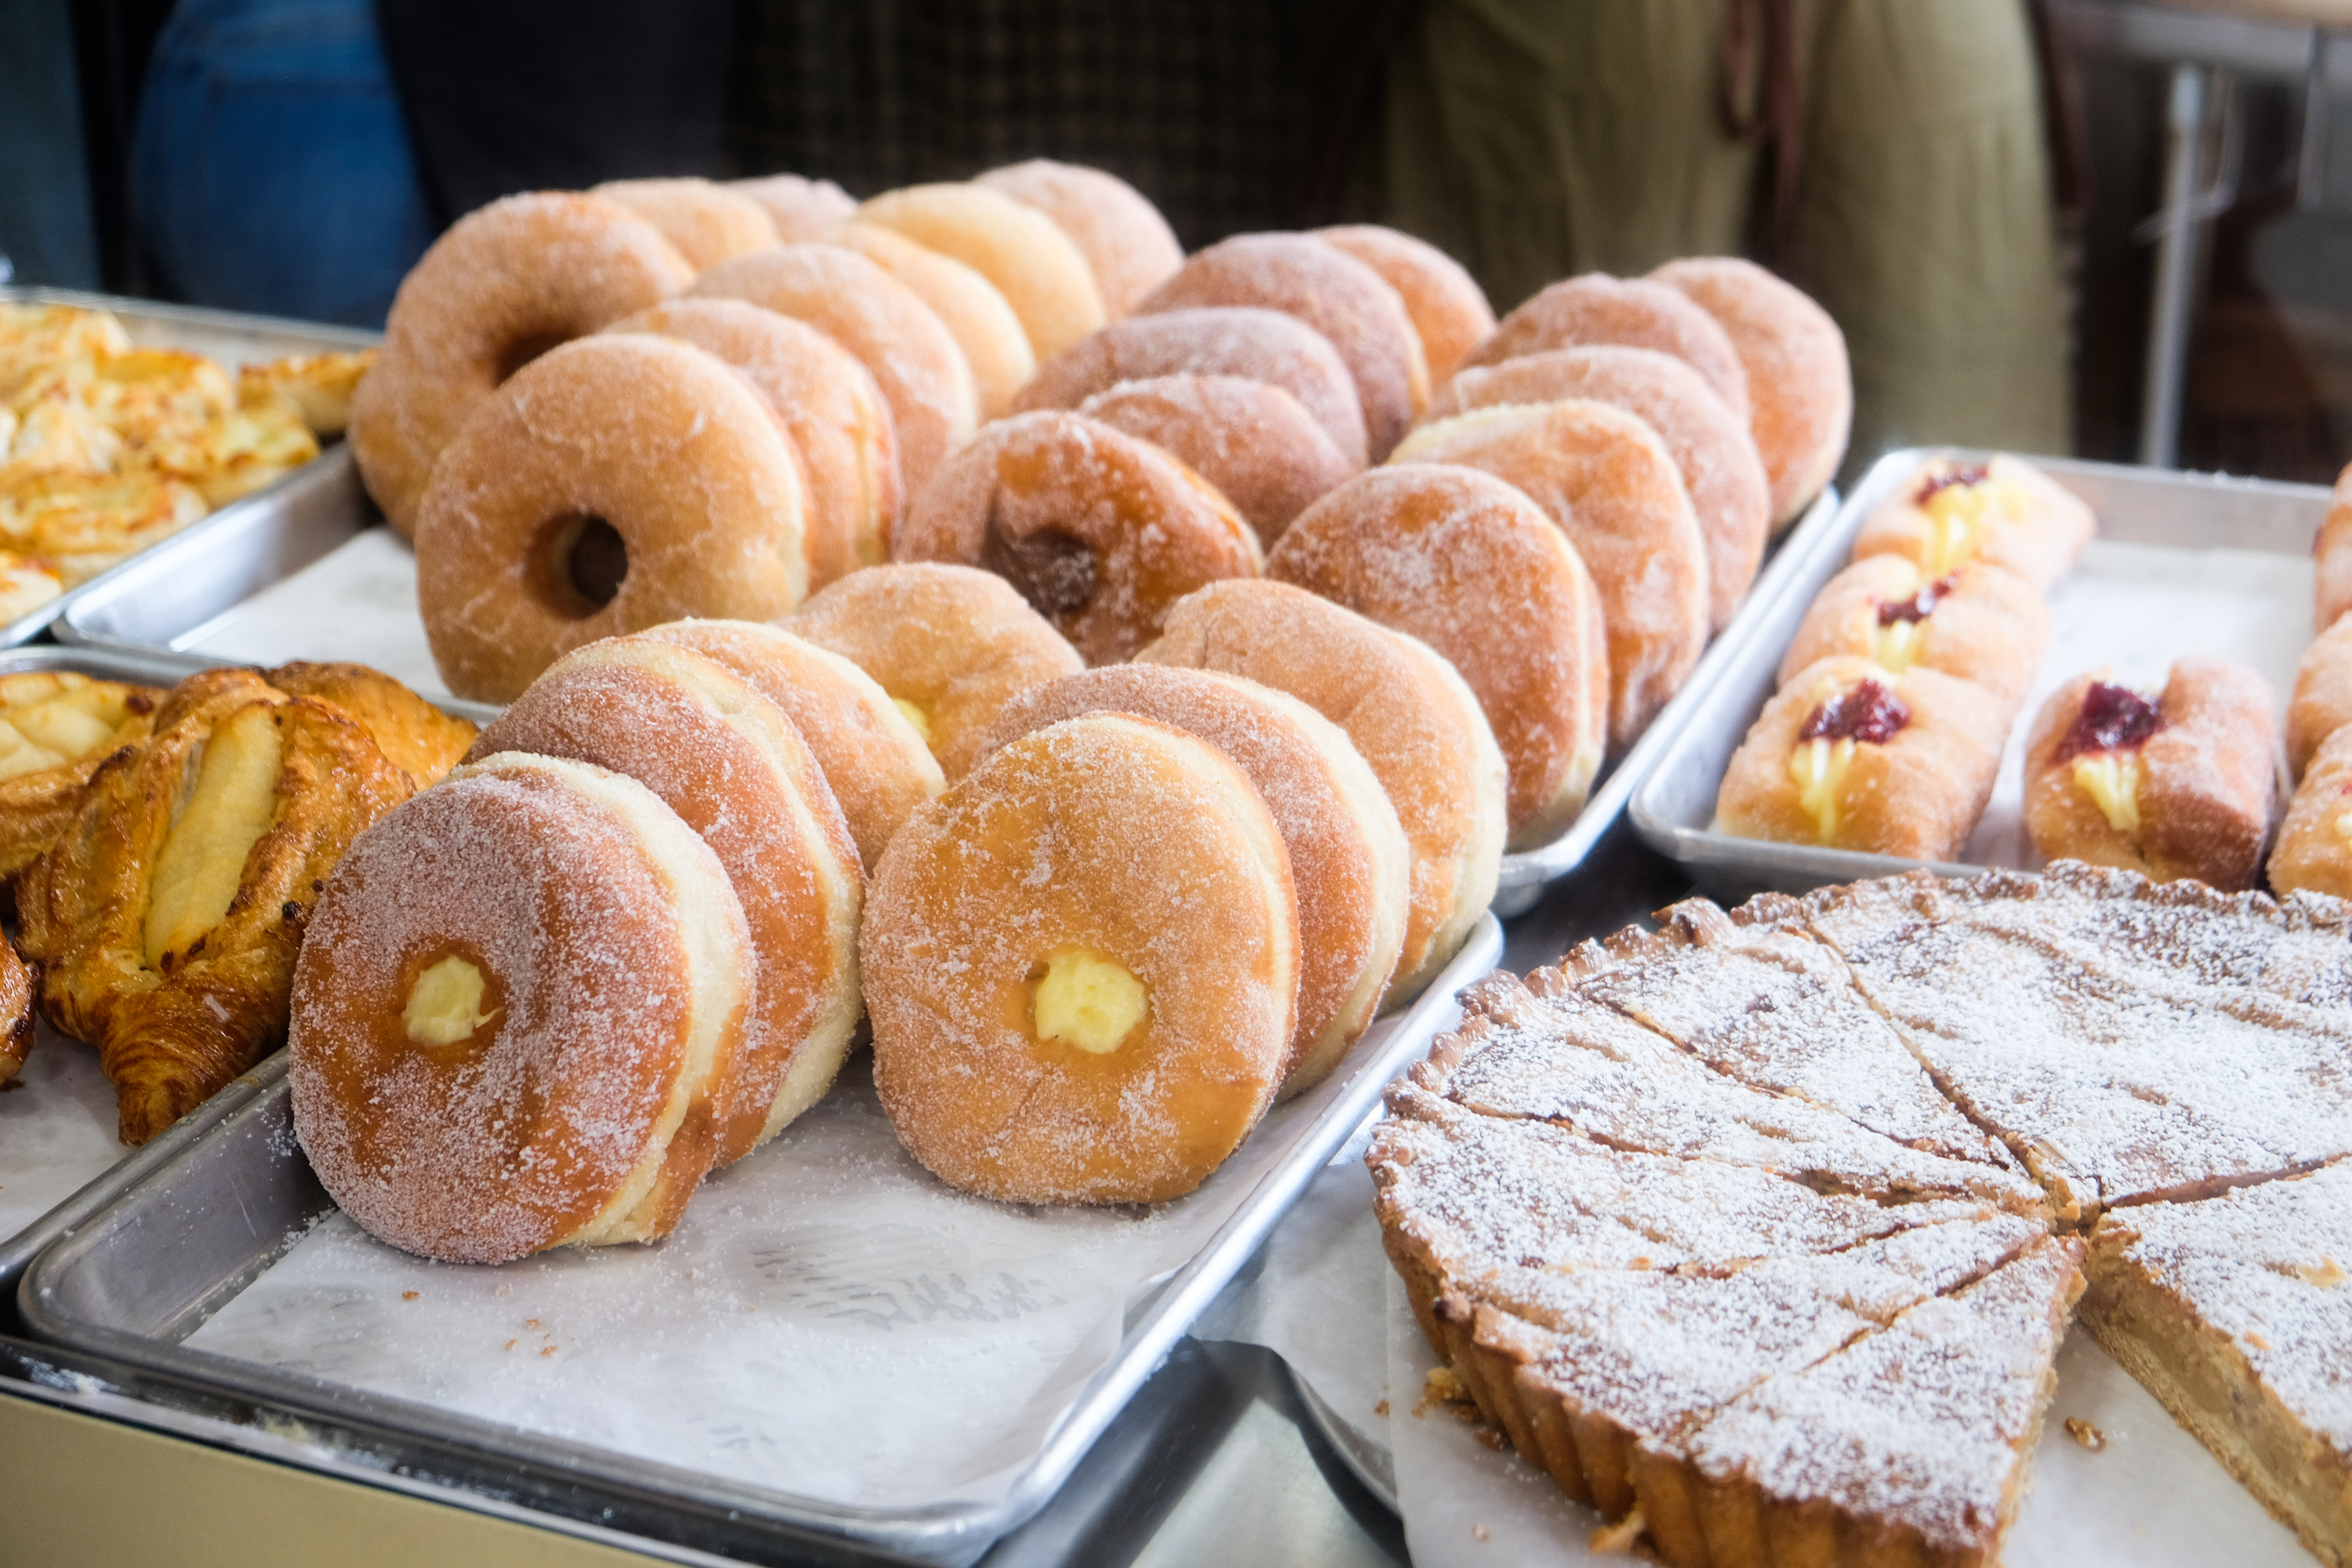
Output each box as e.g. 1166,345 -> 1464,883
1629,449 -> 2327,900
18,916 -> 1503,1564
0,286 -> 377,650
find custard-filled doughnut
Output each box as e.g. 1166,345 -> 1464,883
604,299 -> 898,584
893,410 -> 1261,666
1136,234 -> 1428,461
2288,612 -> 2352,780
1850,455 -> 2095,592
984,666 -> 1409,1097
1138,579 -> 1504,998
814,223 -> 1036,420
1457,274 -> 1751,424
1315,225 -> 1494,384
691,243 -> 978,499
590,178 -> 780,270
786,562 -> 1084,780
1719,655 -> 2009,861
1652,256 -> 1852,531
865,713 -> 1298,1204
1269,465 -> 1608,848
1392,401 -> 1709,750
2023,661 -> 2278,891
414,336 -> 808,704
2318,466 -> 2352,633
1079,374 -> 1355,547
1424,345 -> 1769,633
1017,307 -> 1369,468
640,619 -> 942,871
290,752 -> 753,1261
1777,557 -> 2051,711
975,159 -> 1184,319
349,192 -> 694,536
2270,723 -> 2352,899
728,172 -> 857,241
857,183 -> 1105,359
469,639 -> 862,1161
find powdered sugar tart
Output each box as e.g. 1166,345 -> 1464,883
1372,861 -> 2352,1568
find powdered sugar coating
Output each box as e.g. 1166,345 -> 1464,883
1080,374 -> 1355,547
2274,725 -> 2352,902
1457,274 -> 1751,425
975,160 -> 1184,321
2288,612 -> 2352,782
813,223 -> 1036,421
2318,470 -> 2352,633
589,179 -> 780,270
727,173 -> 857,241
857,183 -> 1105,361
1315,225 -> 1495,385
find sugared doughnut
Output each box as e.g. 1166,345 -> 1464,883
728,172 -> 858,241
975,159 -> 1184,319
414,336 -> 808,704
1079,374 -> 1355,547
1135,234 -> 1428,461
984,666 -> 1410,1097
786,562 -> 1084,780
1016,307 -> 1369,468
1423,345 -> 1769,633
1718,655 -> 2009,861
864,713 -> 1297,1204
589,178 -> 780,270
1268,465 -> 1608,848
2270,724 -> 2352,899
1391,401 -> 1709,750
2289,613 -> 2352,781
892,410 -> 1261,666
640,619 -> 942,871
349,192 -> 695,537
290,751 -> 754,1261
1137,579 -> 1505,998
2023,661 -> 2278,890
1777,556 -> 2051,710
1652,256 -> 1852,531
813,222 -> 1035,420
1315,224 -> 1494,384
691,243 -> 978,499
2318,466 -> 2352,633
857,183 -> 1105,360
468,639 -> 862,1162
1457,274 -> 1751,424
1850,455 -> 2096,592
604,299 -> 898,585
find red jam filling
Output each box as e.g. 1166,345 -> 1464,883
1799,679 -> 1911,746
1876,573 -> 1959,626
1914,463 -> 1990,505
2053,681 -> 2163,764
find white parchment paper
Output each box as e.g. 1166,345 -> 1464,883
177,530 -> 445,702
0,1023 -> 128,1247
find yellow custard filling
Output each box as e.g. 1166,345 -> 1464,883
2071,752 -> 2143,834
1033,947 -> 1148,1054
1871,617 -> 1925,675
1920,476 -> 2027,575
404,955 -> 499,1046
893,696 -> 934,743
143,702 -> 281,967
1789,737 -> 1857,844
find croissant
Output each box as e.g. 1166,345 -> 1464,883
18,668 -> 413,1142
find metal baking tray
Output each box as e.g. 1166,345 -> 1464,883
0,286 -> 377,650
1629,449 -> 2326,901
17,916 -> 1503,1564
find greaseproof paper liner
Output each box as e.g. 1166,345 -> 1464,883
1,1022 -> 128,1247
176,530 -> 446,702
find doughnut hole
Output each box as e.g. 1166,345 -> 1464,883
529,515 -> 630,619
493,332 -> 570,385
402,952 -> 503,1051
983,523 -> 1096,618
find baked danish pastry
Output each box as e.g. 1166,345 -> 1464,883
0,669 -> 160,883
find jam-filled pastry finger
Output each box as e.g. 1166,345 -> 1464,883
1777,557 -> 2050,710
1849,454 -> 2094,592
2270,723 -> 2352,900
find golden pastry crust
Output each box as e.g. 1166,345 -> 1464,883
812,222 -> 1036,421
726,172 -> 856,241
1778,557 -> 2052,710
975,160 -> 1184,320
1850,454 -> 2096,592
2318,463 -> 2352,635
857,183 -> 1106,360
2268,724 -> 2352,903
260,662 -> 474,790
1078,373 -> 1356,548
235,349 -> 376,439
2288,611 -> 2352,782
0,670 -> 160,884
1457,274 -> 1751,424
0,937 -> 32,1087
588,177 -> 780,270
1314,224 -> 1495,385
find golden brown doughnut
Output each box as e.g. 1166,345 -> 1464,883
2318,464 -> 2352,633
639,619 -> 942,872
260,661 -> 477,789
2288,612 -> 2352,781
1315,225 -> 1495,385
1392,401 -> 1709,750
728,172 -> 857,241
1776,557 -> 2051,711
349,191 -> 695,537
2023,662 -> 2278,891
1717,655 -> 2009,861
1016,307 -> 1370,468
785,562 -> 1085,780
1269,465 -> 1609,848
1423,345 -> 1769,633
1457,274 -> 1751,424
812,222 -> 1036,420
469,639 -> 862,1162
1651,256 -> 1852,531
414,335 -> 809,704
0,670 -> 158,884
2269,723 -> 2352,899
1849,455 -> 2096,592
589,177 -> 780,270
983,664 -> 1410,1098
864,713 -> 1298,1204
1078,374 -> 1356,547
1138,579 -> 1504,998
290,751 -> 753,1261
857,183 -> 1106,359
604,298 -> 899,583
1136,234 -> 1428,461
892,409 -> 1261,666
975,159 -> 1184,319
690,242 -> 978,499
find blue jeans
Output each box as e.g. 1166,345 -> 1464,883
131,0 -> 437,327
